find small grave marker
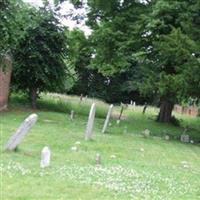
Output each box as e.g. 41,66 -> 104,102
40,146 -> 51,168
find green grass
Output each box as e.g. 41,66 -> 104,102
1,94 -> 200,200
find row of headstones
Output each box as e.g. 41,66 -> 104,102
4,102 -> 192,158
3,103 -> 114,151
4,102 -> 191,152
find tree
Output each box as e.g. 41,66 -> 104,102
135,0 -> 200,122
75,0 -> 200,123
0,0 -> 30,63
12,6 -> 68,108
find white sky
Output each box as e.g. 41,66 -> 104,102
23,0 -> 92,35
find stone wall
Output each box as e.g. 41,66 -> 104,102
174,105 -> 199,117
0,56 -> 12,111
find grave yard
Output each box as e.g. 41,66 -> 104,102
1,94 -> 200,200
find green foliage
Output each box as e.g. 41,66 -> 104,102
0,0 -> 30,63
12,6 -> 68,104
78,0 -> 200,121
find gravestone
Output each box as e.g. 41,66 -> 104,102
133,101 -> 136,110
96,153 -> 101,165
40,146 -> 51,168
102,104 -> 113,133
79,94 -> 83,103
70,110 -> 74,120
142,103 -> 147,114
85,103 -> 96,140
180,134 -> 190,143
118,104 -> 124,120
165,135 -> 170,140
142,129 -> 150,138
4,114 -> 38,151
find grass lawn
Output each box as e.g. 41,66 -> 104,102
1,94 -> 200,200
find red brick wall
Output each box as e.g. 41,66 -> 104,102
174,104 -> 199,117
0,56 -> 12,111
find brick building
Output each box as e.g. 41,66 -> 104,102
0,56 -> 12,111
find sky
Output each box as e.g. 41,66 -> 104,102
23,0 -> 92,35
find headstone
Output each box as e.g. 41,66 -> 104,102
71,146 -> 78,152
165,135 -> 170,140
118,104 -> 124,120
40,146 -> 51,168
4,114 -> 38,151
180,128 -> 190,143
80,94 -> 83,103
110,154 -> 116,159
96,153 -> 101,165
70,110 -> 74,120
133,101 -> 136,110
180,134 -> 190,143
85,103 -> 96,140
142,103 -> 147,114
102,104 -> 113,133
130,100 -> 133,105
142,129 -> 150,138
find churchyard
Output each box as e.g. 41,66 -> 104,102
1,94 -> 200,200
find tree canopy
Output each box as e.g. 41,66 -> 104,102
12,5 -> 68,108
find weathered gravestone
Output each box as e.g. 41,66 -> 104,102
180,128 -> 190,143
102,104 -> 113,133
180,134 -> 190,143
96,153 -> 101,165
40,146 -> 51,168
4,114 -> 38,151
85,103 -> 96,140
70,110 -> 74,120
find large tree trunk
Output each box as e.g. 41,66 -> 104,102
157,100 -> 174,123
0,55 -> 12,111
29,88 -> 37,109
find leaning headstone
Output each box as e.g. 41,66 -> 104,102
4,114 -> 38,151
142,103 -> 147,114
118,104 -> 124,120
180,134 -> 190,143
102,104 -> 113,133
40,146 -> 51,168
70,110 -> 74,120
85,103 -> 96,140
79,94 -> 83,103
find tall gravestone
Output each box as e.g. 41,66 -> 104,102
85,103 -> 96,140
102,104 -> 113,133
4,114 -> 38,151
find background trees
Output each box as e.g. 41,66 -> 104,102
69,0 -> 200,122
12,6 -> 68,108
1,0 -> 199,123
